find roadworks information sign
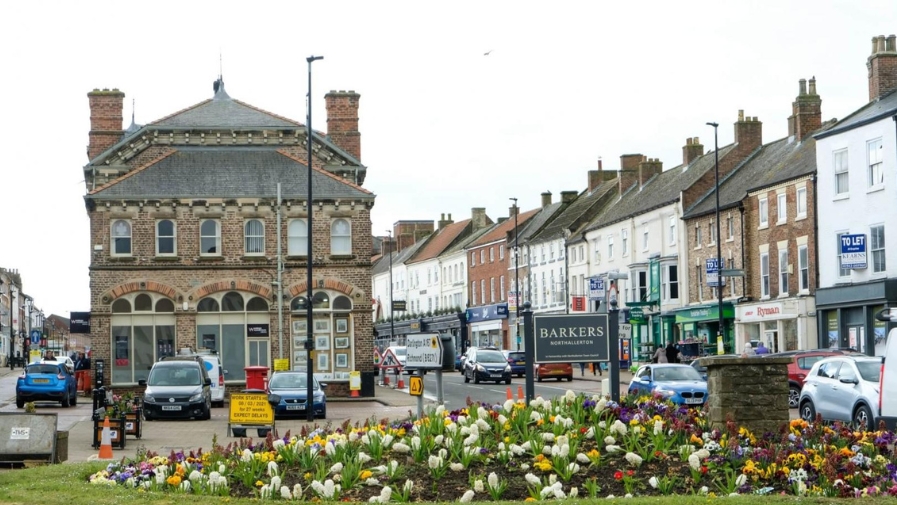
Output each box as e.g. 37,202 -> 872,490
228,393 -> 274,425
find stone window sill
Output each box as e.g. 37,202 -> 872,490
153,256 -> 181,262
197,256 -> 224,262
108,256 -> 136,262
329,254 -> 357,260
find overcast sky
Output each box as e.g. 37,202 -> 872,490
1,1 -> 894,319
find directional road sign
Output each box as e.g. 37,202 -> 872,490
30,330 -> 41,345
409,376 -> 423,396
405,333 -> 443,369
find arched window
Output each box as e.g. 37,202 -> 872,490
197,298 -> 220,312
244,219 -> 265,255
111,220 -> 131,255
155,299 -> 175,312
156,219 -> 176,255
200,220 -> 220,255
109,293 -> 176,385
330,219 -> 351,255
290,289 -> 354,383
222,292 -> 244,311
135,294 -> 153,311
246,297 -> 269,312
288,219 -> 308,256
112,299 -> 131,313
196,291 -> 270,381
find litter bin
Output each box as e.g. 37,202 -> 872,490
244,366 -> 269,391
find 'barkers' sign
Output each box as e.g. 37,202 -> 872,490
533,314 -> 609,363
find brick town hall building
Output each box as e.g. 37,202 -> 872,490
82,79 -> 375,396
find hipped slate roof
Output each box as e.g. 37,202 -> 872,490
89,147 -> 371,200
585,145 -> 736,231
531,180 -> 618,244
152,86 -> 301,128
815,89 -> 897,139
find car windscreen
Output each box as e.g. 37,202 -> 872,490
653,367 -> 703,381
27,364 -> 61,375
392,347 -> 407,356
148,367 -> 202,386
857,360 -> 882,382
476,351 -> 505,362
269,374 -> 312,390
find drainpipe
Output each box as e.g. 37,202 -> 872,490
738,204 -> 746,297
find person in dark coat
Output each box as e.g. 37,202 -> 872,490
75,352 -> 91,370
665,342 -> 681,364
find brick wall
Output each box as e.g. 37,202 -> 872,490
468,240 -> 510,347
325,90 -> 361,161
683,210 -> 745,304
868,35 -> 897,102
743,177 -> 817,299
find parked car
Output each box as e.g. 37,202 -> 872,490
163,351 -> 228,407
689,354 -> 738,380
458,346 -> 478,373
798,355 -> 883,431
534,362 -> 573,382
766,349 -> 864,408
16,362 -> 78,408
139,359 -> 212,421
40,356 -> 75,374
628,364 -> 708,407
463,348 -> 511,384
503,350 -> 527,377
267,371 -> 327,419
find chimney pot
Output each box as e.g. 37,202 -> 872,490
541,191 -> 552,208
888,34 -> 896,51
809,77 -> 817,95
798,78 -> 807,96
738,110 -> 744,121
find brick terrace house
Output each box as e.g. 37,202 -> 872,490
682,82 -> 828,356
82,79 -> 375,395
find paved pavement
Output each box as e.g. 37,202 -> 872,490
0,364 -> 633,464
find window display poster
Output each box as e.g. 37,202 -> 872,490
849,327 -> 857,348
114,335 -> 129,366
827,311 -> 839,348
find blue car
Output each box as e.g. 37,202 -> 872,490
503,350 -> 527,377
16,362 -> 78,408
627,364 -> 708,406
267,371 -> 327,419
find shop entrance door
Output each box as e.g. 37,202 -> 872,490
764,330 -> 779,353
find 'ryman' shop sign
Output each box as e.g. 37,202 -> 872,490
533,314 -> 609,363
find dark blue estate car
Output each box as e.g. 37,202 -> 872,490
16,363 -> 78,408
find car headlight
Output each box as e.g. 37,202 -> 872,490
504,365 -> 511,373
189,392 -> 204,402
655,389 -> 676,398
143,395 -> 155,403
313,393 -> 324,400
476,364 -> 486,372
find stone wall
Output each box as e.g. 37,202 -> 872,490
699,355 -> 791,435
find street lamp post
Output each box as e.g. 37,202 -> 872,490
509,197 -> 520,350
707,122 -> 725,354
305,54 -> 323,422
386,230 -> 395,343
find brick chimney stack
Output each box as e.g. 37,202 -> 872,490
868,35 -> 897,102
733,110 -> 762,152
471,208 -> 488,230
618,154 -> 643,196
324,90 -> 361,161
682,137 -> 703,165
508,204 -> 518,218
87,88 -> 125,161
560,190 -> 578,204
438,213 -> 455,230
788,77 -> 822,140
638,158 -> 663,188
541,191 -> 552,208
588,158 -> 618,193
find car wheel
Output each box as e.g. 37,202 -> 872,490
213,401 -> 224,408
71,391 -> 77,407
557,377 -> 562,382
788,386 -> 800,409
15,397 -> 24,409
464,370 -> 470,383
853,405 -> 873,431
318,406 -> 327,420
201,402 -> 212,420
474,374 -> 481,384
537,372 -> 543,382
144,412 -> 154,421
505,378 -> 512,385
799,399 -> 816,422
62,393 -> 70,408
566,376 -> 573,382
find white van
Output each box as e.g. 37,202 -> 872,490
164,349 -> 227,407
874,311 -> 897,430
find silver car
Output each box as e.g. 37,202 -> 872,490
798,355 -> 882,431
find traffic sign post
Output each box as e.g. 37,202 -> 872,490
405,333 -> 447,414
410,373 -> 425,419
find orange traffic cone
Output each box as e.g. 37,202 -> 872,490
98,416 -> 114,459
517,385 -> 524,401
383,374 -> 390,386
506,387 -> 513,400
350,388 -> 360,398
396,374 -> 405,389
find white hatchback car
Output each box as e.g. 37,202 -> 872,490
40,357 -> 75,374
798,355 -> 882,431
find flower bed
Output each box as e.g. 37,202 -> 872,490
88,391 -> 897,500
